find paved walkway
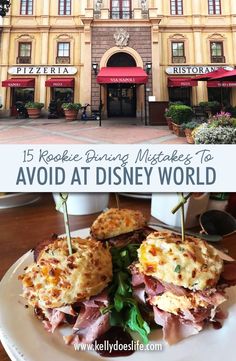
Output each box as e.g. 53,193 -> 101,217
0,117 -> 187,144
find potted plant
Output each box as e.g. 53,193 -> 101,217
182,120 -> 201,144
25,102 -> 44,119
193,123 -> 236,144
164,107 -> 173,131
170,105 -> 194,137
62,103 -> 81,121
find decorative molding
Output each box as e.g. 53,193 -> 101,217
16,34 -> 34,40
113,28 -> 130,49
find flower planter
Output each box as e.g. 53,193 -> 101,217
184,128 -> 195,144
64,109 -> 78,121
27,108 -> 41,119
165,116 -> 173,131
172,122 -> 185,137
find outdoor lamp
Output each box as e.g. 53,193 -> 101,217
92,63 -> 98,75
145,62 -> 152,74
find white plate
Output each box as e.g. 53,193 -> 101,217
1,228 -> 236,361
0,193 -> 40,209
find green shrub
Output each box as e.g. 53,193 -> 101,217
231,118 -> 236,127
169,105 -> 194,125
198,101 -> 221,115
181,120 -> 203,130
25,102 -> 44,109
194,123 -> 236,144
62,103 -> 81,111
224,105 -> 236,118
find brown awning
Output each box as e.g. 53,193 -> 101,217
2,78 -> 35,87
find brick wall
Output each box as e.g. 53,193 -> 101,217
91,26 -> 152,114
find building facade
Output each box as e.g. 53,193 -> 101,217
0,0 -> 236,118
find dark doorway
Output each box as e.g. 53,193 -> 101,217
106,52 -> 137,117
52,87 -> 74,116
107,52 -> 136,67
11,88 -> 34,116
107,84 -> 136,117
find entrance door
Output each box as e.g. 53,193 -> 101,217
107,84 -> 136,117
11,88 -> 34,116
52,87 -> 74,116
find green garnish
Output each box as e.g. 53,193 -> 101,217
103,244 -> 150,344
174,264 -> 181,273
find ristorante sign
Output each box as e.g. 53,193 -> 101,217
8,66 -> 77,75
166,65 -> 234,75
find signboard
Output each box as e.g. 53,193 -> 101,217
8,66 -> 77,75
166,65 -> 234,75
110,77 -> 136,83
207,81 -> 236,88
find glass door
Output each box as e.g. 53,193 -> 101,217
107,84 -> 136,117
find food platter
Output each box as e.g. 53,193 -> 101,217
0,229 -> 236,361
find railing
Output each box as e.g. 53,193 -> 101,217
16,56 -> 31,64
109,10 -> 134,19
211,56 -> 225,63
172,56 -> 186,63
56,56 -> 70,64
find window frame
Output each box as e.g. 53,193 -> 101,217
170,0 -> 183,15
58,0 -> 72,16
18,42 -> 32,58
171,41 -> 186,63
110,0 -> 132,19
20,0 -> 33,15
57,42 -> 70,57
210,41 -> 225,63
208,0 -> 221,15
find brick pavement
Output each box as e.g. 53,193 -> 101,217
0,117 -> 187,144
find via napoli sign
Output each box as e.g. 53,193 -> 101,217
8,66 -> 77,75
166,65 -> 234,75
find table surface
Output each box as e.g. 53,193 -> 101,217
0,193 -> 236,361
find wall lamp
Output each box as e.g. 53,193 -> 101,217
92,63 -> 98,75
145,62 -> 152,74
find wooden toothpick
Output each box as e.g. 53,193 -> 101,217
56,193 -> 73,255
115,193 -> 120,209
171,193 -> 191,242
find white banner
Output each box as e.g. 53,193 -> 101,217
0,145 -> 235,192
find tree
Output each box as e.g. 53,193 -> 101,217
0,0 -> 11,17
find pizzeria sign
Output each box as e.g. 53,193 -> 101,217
8,66 -> 77,75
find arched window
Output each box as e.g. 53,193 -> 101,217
107,52 -> 136,67
111,0 -> 132,19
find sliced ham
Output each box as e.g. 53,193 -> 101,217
55,306 -> 77,316
42,309 -> 65,333
75,313 -> 110,344
159,280 -> 188,297
73,306 -> 101,330
132,286 -> 146,304
153,306 -> 203,345
144,276 -> 165,296
197,290 -> 227,306
49,309 -> 65,332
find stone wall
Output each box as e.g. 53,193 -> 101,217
91,26 -> 152,115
